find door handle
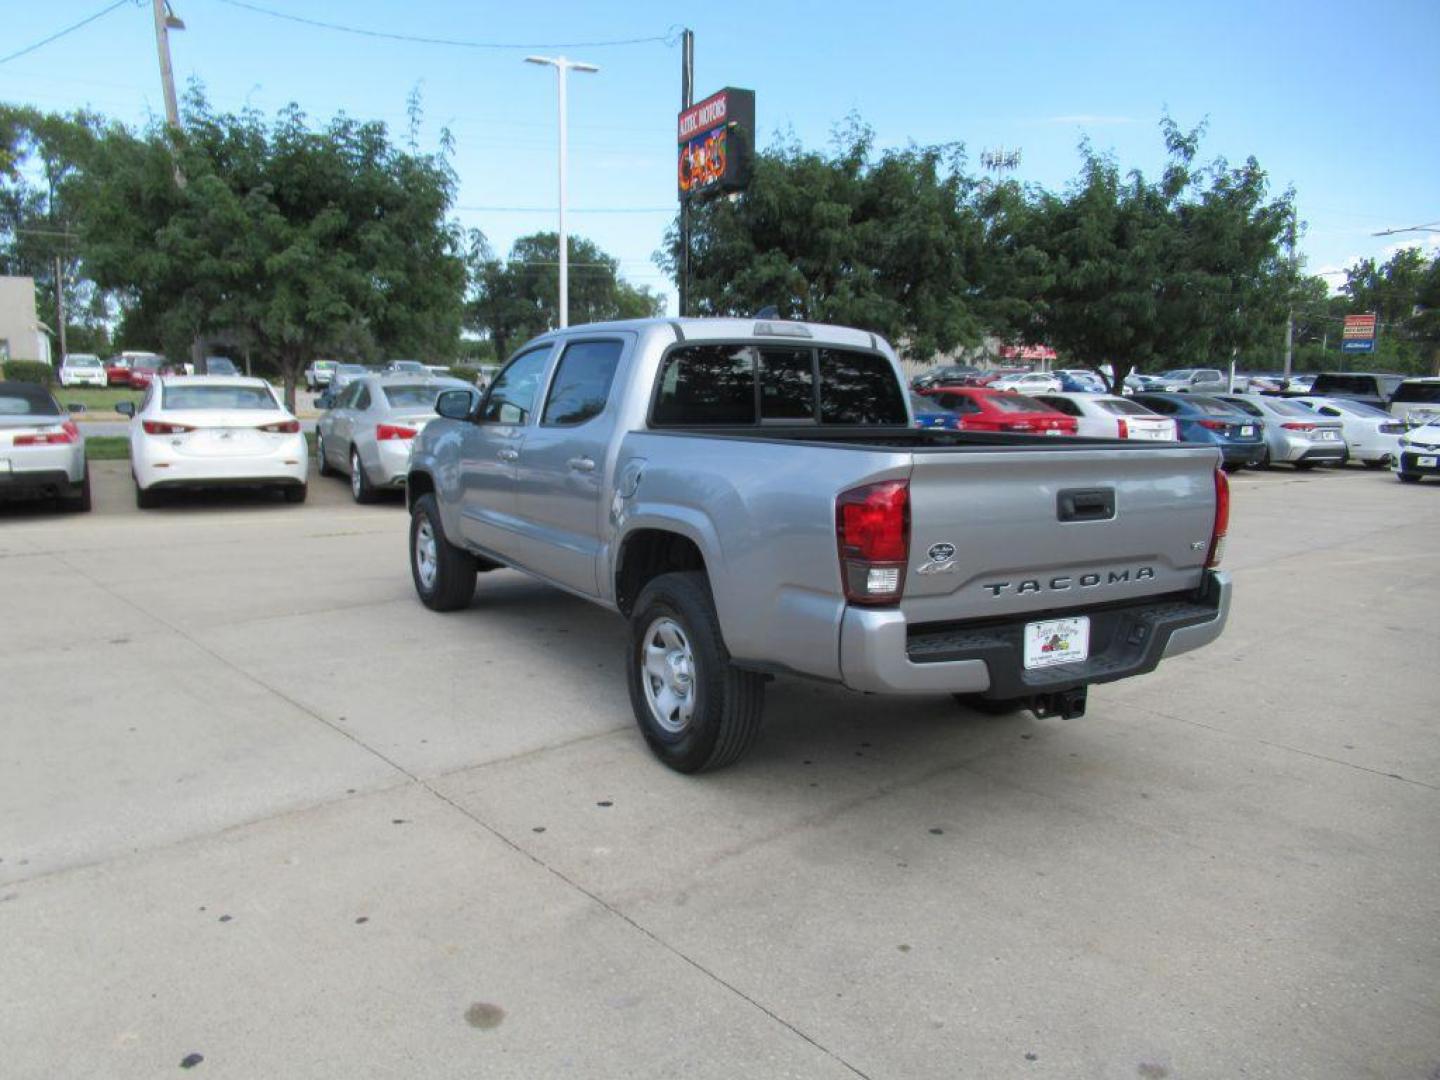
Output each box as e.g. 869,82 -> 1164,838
497,448 -> 519,462
567,456 -> 596,473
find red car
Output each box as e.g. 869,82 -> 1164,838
126,355 -> 167,389
104,357 -> 133,386
920,386 -> 1079,435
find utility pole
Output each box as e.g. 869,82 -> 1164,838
151,0 -> 183,130
1283,310 -> 1293,378
678,29 -> 694,318
53,255 -> 67,360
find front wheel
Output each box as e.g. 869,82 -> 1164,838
626,572 -> 765,773
1397,472 -> 1422,484
316,432 -> 337,477
409,493 -> 477,611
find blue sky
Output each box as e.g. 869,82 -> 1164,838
4,0 -> 1438,315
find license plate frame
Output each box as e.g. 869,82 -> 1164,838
1023,616 -> 1091,670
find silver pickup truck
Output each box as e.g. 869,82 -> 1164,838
406,318 -> 1231,772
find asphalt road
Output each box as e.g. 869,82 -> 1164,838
1,462 -> 1436,1079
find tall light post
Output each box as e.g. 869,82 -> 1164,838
525,55 -> 599,328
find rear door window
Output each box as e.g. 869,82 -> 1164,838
542,340 -> 624,426
652,345 -> 756,425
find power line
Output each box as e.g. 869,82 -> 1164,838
213,0 -> 679,50
454,205 -> 672,214
0,0 -> 132,66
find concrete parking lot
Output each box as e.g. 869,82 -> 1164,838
1,462 -> 1437,1079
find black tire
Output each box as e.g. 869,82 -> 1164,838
283,484 -> 307,504
1364,459 -> 1387,470
952,693 -> 1025,715
316,432 -> 337,477
1397,472 -> 1422,484
135,479 -> 162,509
349,447 -> 376,504
626,571 -> 765,773
409,493 -> 477,611
62,468 -> 92,513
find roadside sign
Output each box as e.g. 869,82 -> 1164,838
677,87 -> 755,202
1342,313 -> 1377,354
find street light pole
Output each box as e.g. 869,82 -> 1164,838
525,55 -> 599,329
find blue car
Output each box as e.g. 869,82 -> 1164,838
910,393 -> 962,431
1130,393 -> 1266,468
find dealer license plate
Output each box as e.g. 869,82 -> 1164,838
1023,616 -> 1090,670
1419,456 -> 1438,468
1241,425 -> 1255,436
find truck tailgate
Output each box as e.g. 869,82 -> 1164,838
903,445 -> 1220,624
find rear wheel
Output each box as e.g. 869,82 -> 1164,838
62,468 -> 92,513
316,432 -> 337,477
409,493 -> 477,611
350,448 -> 376,503
626,572 -> 765,773
135,482 -> 162,509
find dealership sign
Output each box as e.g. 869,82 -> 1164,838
1342,313 -> 1377,353
677,88 -> 755,202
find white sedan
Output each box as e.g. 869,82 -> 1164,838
118,376 -> 309,508
1032,393 -> 1178,440
990,371 -> 1063,394
1292,396 -> 1407,468
58,353 -> 107,387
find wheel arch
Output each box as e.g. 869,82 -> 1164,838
615,527 -> 711,617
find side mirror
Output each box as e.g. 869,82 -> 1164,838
67,402 -> 86,414
115,401 -> 135,418
435,389 -> 474,421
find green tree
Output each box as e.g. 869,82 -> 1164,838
661,122 -> 987,360
468,231 -> 664,359
1007,119 -> 1295,390
1341,247 -> 1438,374
66,92 -> 466,407
0,105 -> 111,356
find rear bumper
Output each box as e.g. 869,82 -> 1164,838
1220,443 -> 1265,465
134,435 -> 309,490
0,467 -> 84,501
839,571 -> 1231,696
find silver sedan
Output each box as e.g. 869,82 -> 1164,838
315,375 -> 476,503
0,381 -> 90,511
1214,393 -> 1346,469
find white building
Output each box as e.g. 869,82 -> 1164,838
0,276 -> 52,365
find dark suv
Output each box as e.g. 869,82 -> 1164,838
1305,372 -> 1404,410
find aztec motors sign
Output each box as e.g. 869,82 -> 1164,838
677,87 -> 755,202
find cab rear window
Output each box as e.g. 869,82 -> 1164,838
652,344 -> 907,426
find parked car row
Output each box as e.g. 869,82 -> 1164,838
910,381 -> 1421,474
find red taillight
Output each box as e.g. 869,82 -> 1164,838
1116,418 -> 1129,439
13,420 -> 80,446
142,420 -> 194,435
1280,422 -> 1315,431
1207,467 -> 1230,569
1197,418 -> 1228,432
260,419 -> 301,434
376,423 -> 418,441
836,480 -> 910,605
